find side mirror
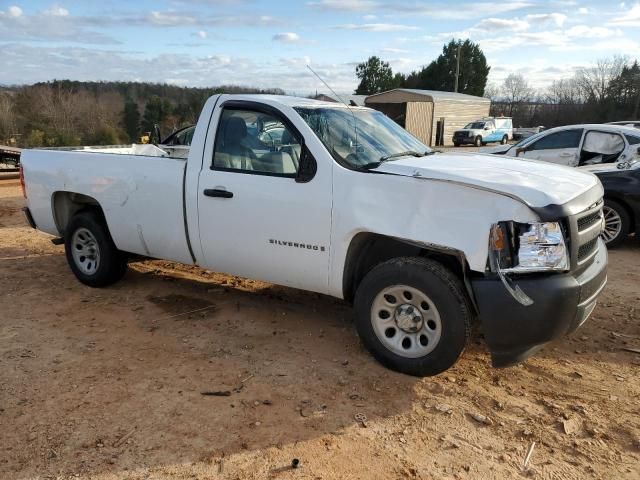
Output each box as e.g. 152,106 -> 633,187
515,147 -> 525,157
484,126 -> 491,130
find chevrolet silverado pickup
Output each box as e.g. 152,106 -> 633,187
20,94 -> 608,376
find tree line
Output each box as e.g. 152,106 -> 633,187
355,40 -> 639,128
355,40 -> 490,97
487,56 -> 640,128
0,81 -> 284,147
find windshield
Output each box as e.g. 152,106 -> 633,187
294,106 -> 431,169
465,122 -> 485,129
513,130 -> 546,148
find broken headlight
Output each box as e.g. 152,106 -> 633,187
490,221 -> 569,273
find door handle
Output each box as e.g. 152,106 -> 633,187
559,152 -> 573,157
204,188 -> 233,198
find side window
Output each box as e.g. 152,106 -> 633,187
212,109 -> 301,176
529,129 -> 583,151
625,133 -> 640,145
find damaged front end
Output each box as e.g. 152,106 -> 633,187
471,205 -> 608,368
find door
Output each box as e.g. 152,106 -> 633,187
483,120 -> 499,142
196,101 -> 333,294
519,128 -> 583,165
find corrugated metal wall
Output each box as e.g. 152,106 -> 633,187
405,101 -> 433,146
431,101 -> 491,146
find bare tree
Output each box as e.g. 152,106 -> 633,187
575,55 -> 628,103
0,92 -> 16,142
483,83 -> 500,101
546,78 -> 584,105
501,73 -> 533,115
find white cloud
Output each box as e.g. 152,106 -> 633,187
336,23 -> 419,32
608,3 -> 640,26
475,18 -> 529,32
381,47 -> 408,53
43,5 -> 70,17
578,7 -> 589,14
0,43 -> 357,94
197,30 -> 207,38
363,14 -> 377,20
149,11 -> 197,26
307,0 -> 378,11
272,32 -> 301,43
0,6 -> 119,44
525,13 -> 567,27
565,25 -> 622,38
7,5 -> 22,17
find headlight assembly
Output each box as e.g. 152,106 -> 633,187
490,221 -> 569,273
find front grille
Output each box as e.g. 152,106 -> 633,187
578,237 -> 598,261
567,201 -> 603,269
577,211 -> 602,231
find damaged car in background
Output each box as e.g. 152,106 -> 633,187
20,95 -> 607,376
482,123 -> 640,246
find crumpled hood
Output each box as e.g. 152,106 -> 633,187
373,152 -> 601,209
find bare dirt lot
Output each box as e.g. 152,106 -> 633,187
1,178 -> 639,480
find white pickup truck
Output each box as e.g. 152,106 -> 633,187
20,94 -> 608,376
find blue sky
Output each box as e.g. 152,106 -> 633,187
1,0 -> 639,95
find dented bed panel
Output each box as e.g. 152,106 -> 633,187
21,149 -> 193,264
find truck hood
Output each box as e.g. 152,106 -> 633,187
373,152 -> 601,211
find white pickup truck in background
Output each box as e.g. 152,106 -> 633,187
20,94 -> 608,376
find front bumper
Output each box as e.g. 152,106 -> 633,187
453,135 -> 474,144
471,238 -> 607,367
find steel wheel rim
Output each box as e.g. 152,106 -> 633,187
371,285 -> 442,358
601,206 -> 622,244
71,228 -> 100,275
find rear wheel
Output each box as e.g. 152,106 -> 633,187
500,135 -> 508,144
601,199 -> 630,248
64,211 -> 128,287
354,257 -> 471,376
474,136 -> 482,147
453,142 -> 460,147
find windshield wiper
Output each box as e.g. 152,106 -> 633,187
379,150 -> 426,162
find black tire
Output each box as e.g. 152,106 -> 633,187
64,210 -> 128,287
602,199 -> 630,248
474,136 -> 482,147
500,135 -> 508,145
354,257 -> 472,377
453,142 -> 460,147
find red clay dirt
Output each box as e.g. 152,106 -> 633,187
1,178 -> 639,479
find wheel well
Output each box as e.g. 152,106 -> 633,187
52,191 -> 104,236
605,195 -> 635,233
342,232 -> 468,303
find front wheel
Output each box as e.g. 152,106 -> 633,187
500,135 -> 508,145
64,211 -> 128,287
474,136 -> 482,147
601,199 -> 630,248
354,257 -> 472,376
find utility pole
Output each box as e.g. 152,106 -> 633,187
454,43 -> 461,93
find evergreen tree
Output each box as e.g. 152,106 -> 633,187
355,56 -> 395,95
122,98 -> 140,142
404,39 -> 490,96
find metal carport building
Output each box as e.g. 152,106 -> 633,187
365,89 -> 491,147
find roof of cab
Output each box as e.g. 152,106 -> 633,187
220,94 -> 359,109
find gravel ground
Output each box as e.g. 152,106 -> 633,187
1,178 -> 639,480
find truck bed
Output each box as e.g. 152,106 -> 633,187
22,148 -> 194,265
